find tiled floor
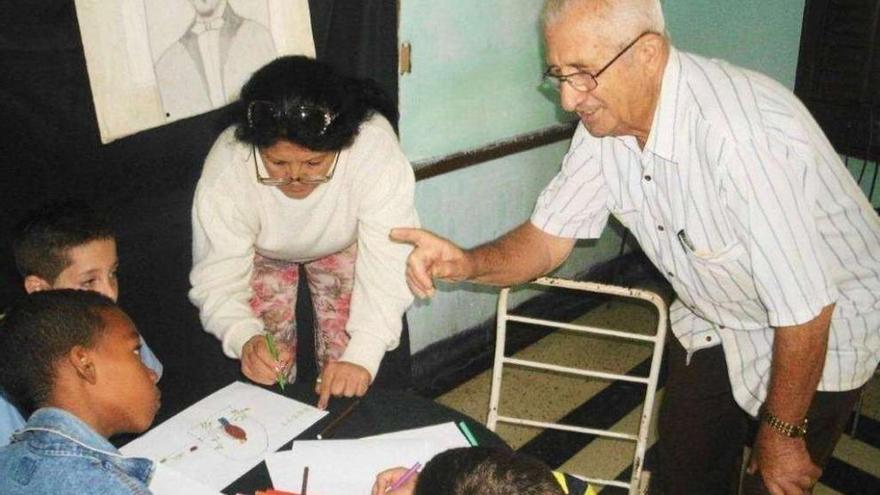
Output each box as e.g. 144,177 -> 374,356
435,282 -> 880,494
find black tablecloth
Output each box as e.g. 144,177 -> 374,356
223,383 -> 508,494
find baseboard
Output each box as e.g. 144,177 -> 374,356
411,250 -> 666,398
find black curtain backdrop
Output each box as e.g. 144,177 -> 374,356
0,0 -> 399,422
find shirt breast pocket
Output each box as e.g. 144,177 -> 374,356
685,241 -> 756,303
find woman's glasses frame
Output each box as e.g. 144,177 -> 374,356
252,145 -> 340,186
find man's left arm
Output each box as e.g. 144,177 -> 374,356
749,303 -> 834,493
726,135 -> 840,493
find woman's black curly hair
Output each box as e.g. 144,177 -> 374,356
233,56 -> 397,151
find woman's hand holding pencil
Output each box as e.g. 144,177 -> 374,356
241,334 -> 294,388
264,333 -> 287,391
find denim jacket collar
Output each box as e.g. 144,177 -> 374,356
12,407 -> 154,484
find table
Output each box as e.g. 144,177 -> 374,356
223,382 -> 508,494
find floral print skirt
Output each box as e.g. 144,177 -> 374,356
248,243 -> 356,382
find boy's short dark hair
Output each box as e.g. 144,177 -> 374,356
12,201 -> 115,281
0,290 -> 116,414
415,447 -> 564,495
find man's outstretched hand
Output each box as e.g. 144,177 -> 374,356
390,228 -> 472,299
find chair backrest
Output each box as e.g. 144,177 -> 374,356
486,277 -> 667,495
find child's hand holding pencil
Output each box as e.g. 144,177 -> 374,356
371,464 -> 421,495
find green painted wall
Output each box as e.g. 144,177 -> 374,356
399,1 -> 564,163
407,142 -> 626,352
663,0 -> 804,89
401,0 -> 808,353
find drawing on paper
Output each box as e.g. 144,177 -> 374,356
158,406 -> 269,464
150,0 -> 278,121
218,416 -> 248,442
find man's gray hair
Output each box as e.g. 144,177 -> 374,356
542,0 -> 666,42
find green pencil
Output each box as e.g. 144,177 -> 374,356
458,420 -> 479,446
264,333 -> 287,391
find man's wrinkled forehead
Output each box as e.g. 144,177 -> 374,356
544,10 -> 613,70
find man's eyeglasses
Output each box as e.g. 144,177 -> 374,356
247,100 -> 337,137
543,31 -> 653,93
252,145 -> 340,186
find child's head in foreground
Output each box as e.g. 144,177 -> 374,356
13,201 -> 119,301
374,446 -> 565,495
0,290 -> 160,437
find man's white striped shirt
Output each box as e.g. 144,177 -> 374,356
532,48 -> 880,416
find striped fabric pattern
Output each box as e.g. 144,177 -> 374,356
532,48 -> 880,416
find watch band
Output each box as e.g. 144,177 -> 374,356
761,409 -> 808,438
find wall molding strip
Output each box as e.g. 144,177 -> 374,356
413,121 -> 578,181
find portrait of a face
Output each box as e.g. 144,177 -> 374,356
73,0 -> 315,143
190,0 -> 226,17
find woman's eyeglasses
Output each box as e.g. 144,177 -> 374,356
247,100 -> 337,136
252,145 -> 340,186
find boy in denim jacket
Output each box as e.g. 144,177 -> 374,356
0,201 -> 163,446
0,290 -> 161,494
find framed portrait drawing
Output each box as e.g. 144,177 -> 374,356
75,0 -> 315,143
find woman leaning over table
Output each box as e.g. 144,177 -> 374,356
189,56 -> 417,409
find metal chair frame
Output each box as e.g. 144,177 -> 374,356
486,277 -> 667,495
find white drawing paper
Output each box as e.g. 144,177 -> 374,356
149,463 -> 221,495
266,439 -> 432,494
122,381 -> 326,490
364,421 -> 471,452
266,424 -> 471,494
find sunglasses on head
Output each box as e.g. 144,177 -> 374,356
246,100 -> 337,136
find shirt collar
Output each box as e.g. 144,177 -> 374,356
16,407 -> 154,483
189,1 -> 229,35
642,47 -> 683,163
191,17 -> 225,35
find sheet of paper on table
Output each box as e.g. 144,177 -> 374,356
121,381 -> 327,490
265,422 -> 471,494
149,463 -> 221,495
364,421 -> 472,452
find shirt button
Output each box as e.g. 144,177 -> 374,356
644,175 -> 652,181
719,326 -> 725,330
705,336 -> 713,342
667,271 -> 674,278
657,225 -> 665,231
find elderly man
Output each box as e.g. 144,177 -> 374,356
392,0 -> 880,493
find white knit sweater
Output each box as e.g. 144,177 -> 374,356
189,115 -> 418,380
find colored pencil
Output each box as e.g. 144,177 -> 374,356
301,466 -> 309,495
264,333 -> 286,391
388,462 -> 421,491
458,421 -> 479,446
317,399 -> 360,439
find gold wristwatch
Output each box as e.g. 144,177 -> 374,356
761,409 -> 808,438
